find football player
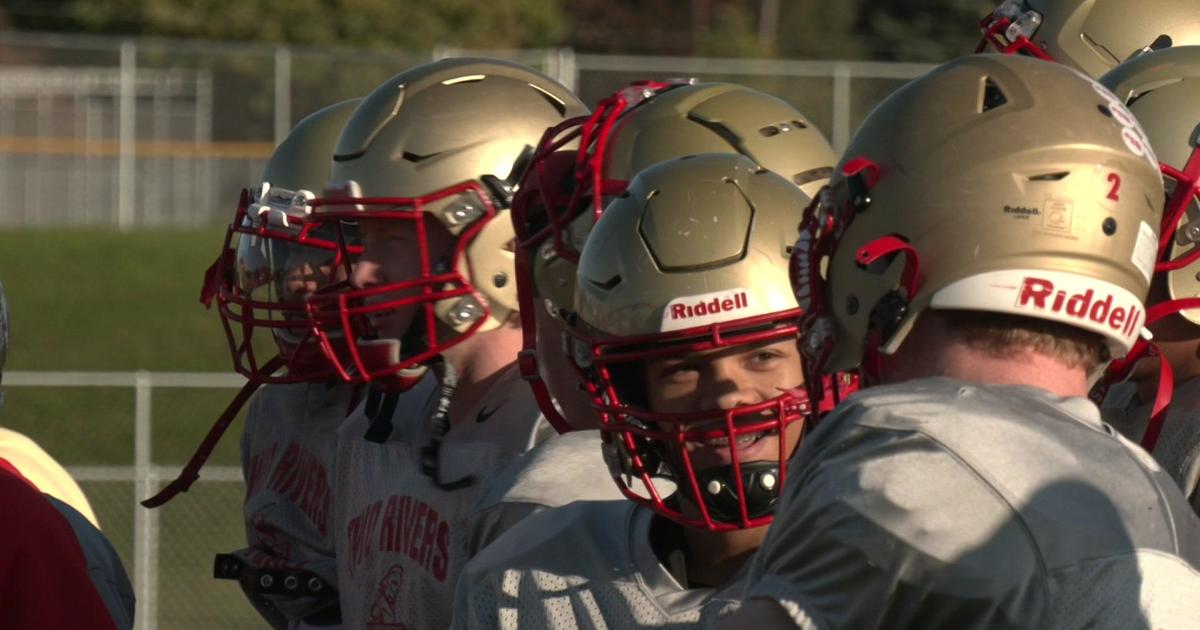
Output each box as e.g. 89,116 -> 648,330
1097,46 -> 1200,513
455,152 -> 838,628
722,53 -> 1200,629
465,80 -> 841,560
976,0 -> 1200,78
0,281 -> 135,630
300,58 -> 585,629
146,99 -> 364,628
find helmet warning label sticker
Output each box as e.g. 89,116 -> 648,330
1088,80 -> 1159,171
661,288 -> 751,332
1132,220 -> 1157,283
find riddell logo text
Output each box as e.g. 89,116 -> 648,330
670,292 -> 749,321
1016,277 -> 1141,337
1003,205 -> 1039,217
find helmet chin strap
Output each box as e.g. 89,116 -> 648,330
362,356 -> 474,490
141,354 -> 285,508
692,461 -> 781,524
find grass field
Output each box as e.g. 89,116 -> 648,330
0,228 -> 265,628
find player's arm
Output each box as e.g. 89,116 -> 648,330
0,467 -> 120,630
449,544 -> 506,630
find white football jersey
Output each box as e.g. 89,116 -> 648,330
334,366 -> 554,630
466,429 -> 624,558
234,381 -> 355,623
745,378 -> 1200,630
1108,374 -> 1200,511
453,499 -> 745,629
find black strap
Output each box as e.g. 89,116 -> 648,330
141,355 -> 284,508
420,361 -> 475,491
363,387 -> 400,443
214,553 -> 340,627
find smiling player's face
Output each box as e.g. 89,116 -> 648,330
643,338 -> 806,471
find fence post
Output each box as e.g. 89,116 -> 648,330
117,40 -> 137,231
133,370 -> 159,630
274,46 -> 292,145
541,47 -> 577,92
831,62 -> 852,156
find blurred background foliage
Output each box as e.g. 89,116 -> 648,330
2,0 -> 994,62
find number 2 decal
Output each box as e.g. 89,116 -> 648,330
1107,172 -> 1121,202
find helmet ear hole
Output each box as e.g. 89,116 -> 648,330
869,290 -> 909,344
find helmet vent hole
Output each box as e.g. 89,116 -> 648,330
791,119 -> 807,129
759,125 -> 781,137
1027,171 -> 1069,182
1149,34 -> 1174,52
528,83 -> 568,116
402,151 -> 440,163
591,275 -> 622,290
793,166 -> 834,187
980,77 -> 1008,113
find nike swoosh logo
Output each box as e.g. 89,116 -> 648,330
475,407 -> 497,423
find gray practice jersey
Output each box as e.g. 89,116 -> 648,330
466,429 -> 625,558
454,500 -> 744,629
235,381 -> 354,623
334,366 -> 554,630
1099,376 -> 1200,514
745,378 -> 1200,630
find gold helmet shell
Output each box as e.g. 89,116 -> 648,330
576,152 -> 803,337
321,57 -> 586,332
806,54 -> 1163,374
533,81 -> 835,316
1102,46 -> 1200,325
979,0 -> 1200,79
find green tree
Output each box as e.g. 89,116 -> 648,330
857,0 -> 994,61
65,0 -> 567,49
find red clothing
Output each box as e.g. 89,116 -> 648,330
0,457 -> 118,630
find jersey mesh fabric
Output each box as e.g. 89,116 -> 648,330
744,378 -> 1200,629
1046,550 -> 1200,629
1099,381 -> 1151,443
233,382 -> 353,622
1149,376 -> 1200,512
334,366 -> 553,630
453,501 -> 743,629
467,429 -> 625,557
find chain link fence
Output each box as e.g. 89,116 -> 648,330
0,31 -> 931,229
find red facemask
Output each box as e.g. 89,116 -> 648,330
205,187 -> 361,384
303,180 -> 503,392
976,0 -> 1054,61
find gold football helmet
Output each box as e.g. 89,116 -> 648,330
573,152 -> 835,531
793,54 -> 1164,401
977,0 -> 1200,78
512,80 -> 836,431
210,98 -> 362,383
1102,46 -> 1200,325
304,57 -> 587,390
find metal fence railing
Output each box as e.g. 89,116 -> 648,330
4,370 -> 250,630
0,31 -> 932,229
